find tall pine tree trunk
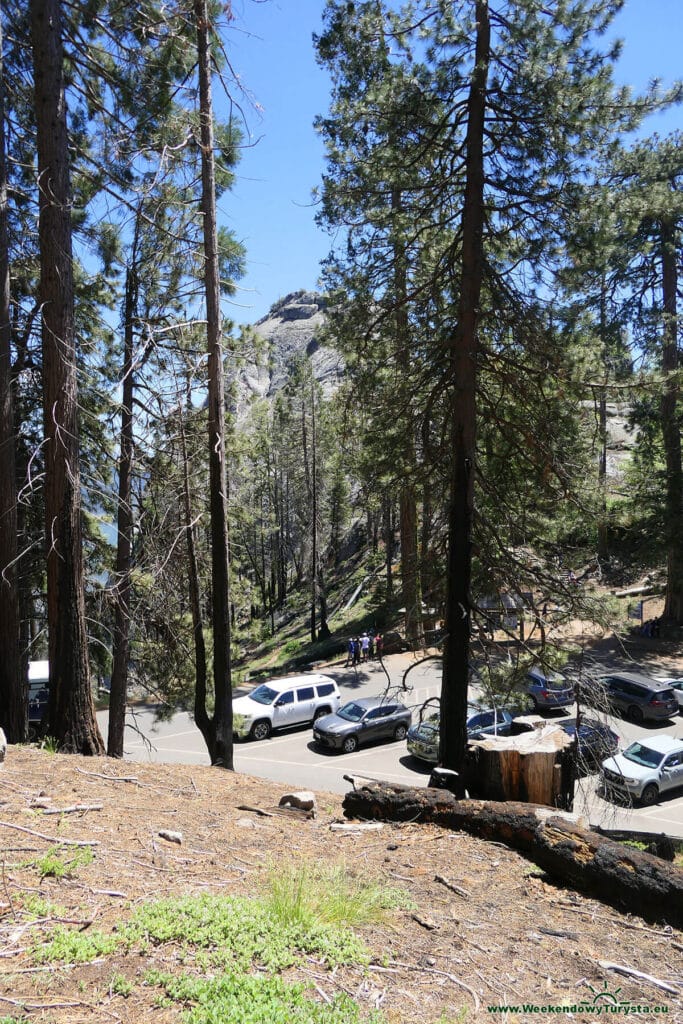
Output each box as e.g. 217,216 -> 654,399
660,217 -> 682,624
195,0 -> 233,767
179,396 -> 210,755
383,495 -> 394,597
392,187 -> 422,644
597,279 -> 609,562
31,0 -> 103,754
0,18 -> 24,742
440,0 -> 489,773
108,265 -> 138,757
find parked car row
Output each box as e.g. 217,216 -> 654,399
231,667 -> 682,807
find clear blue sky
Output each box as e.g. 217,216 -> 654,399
224,0 -> 682,327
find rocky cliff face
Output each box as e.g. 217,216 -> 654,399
233,291 -> 343,419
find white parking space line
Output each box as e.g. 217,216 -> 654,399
125,728 -> 200,741
125,747 -> 209,759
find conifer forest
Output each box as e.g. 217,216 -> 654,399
0,0 -> 681,773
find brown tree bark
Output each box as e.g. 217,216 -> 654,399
0,17 -> 24,741
179,394 -> 209,759
342,782 -> 683,927
596,277 -> 609,562
660,217 -> 682,624
392,187 -> 422,645
108,264 -> 138,757
440,0 -> 489,772
194,0 -> 233,767
30,0 -> 104,754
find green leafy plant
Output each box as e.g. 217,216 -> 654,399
146,969 -> 380,1024
18,895 -> 68,919
124,893 -> 368,971
109,973 -> 133,997
32,925 -> 118,963
31,845 -> 94,880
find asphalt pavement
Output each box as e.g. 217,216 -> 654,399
97,650 -> 683,838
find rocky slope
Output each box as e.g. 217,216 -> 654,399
233,290 -> 343,420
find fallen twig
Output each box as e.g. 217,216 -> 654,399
538,927 -> 579,940
434,874 -> 471,899
75,768 -> 139,784
41,804 -> 103,816
412,912 -> 439,930
329,822 -> 384,832
236,805 -> 275,817
370,960 -> 480,1012
0,821 -> 99,847
597,961 -> 679,995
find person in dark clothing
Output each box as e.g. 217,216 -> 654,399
344,637 -> 354,667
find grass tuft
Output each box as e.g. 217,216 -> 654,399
263,857 -> 414,929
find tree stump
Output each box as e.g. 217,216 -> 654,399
465,724 -> 572,805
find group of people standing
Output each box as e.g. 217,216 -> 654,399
344,631 -> 383,667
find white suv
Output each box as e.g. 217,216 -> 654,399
601,735 -> 683,806
232,674 -> 341,741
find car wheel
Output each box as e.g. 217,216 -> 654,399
342,735 -> 358,754
393,724 -> 407,741
640,784 -> 659,807
313,706 -> 330,721
627,705 -> 644,724
529,696 -> 540,712
250,719 -> 272,741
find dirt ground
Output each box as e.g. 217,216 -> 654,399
0,746 -> 681,1024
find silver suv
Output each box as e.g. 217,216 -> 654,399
232,674 -> 341,740
601,735 -> 683,806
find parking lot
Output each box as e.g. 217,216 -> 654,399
99,651 -> 683,837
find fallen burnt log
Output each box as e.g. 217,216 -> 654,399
343,781 -> 683,928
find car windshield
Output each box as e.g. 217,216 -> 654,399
249,685 -> 279,705
622,742 -> 665,769
337,702 -> 367,722
416,720 -> 439,737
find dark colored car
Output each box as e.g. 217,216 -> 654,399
381,631 -> 409,655
313,696 -> 412,754
28,687 -> 49,725
558,717 -> 620,765
526,666 -> 575,711
407,706 -> 515,764
598,672 -> 678,723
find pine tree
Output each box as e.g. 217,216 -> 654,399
318,0 -> 661,772
30,0 -> 104,754
0,13 -> 23,741
607,134 -> 683,624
